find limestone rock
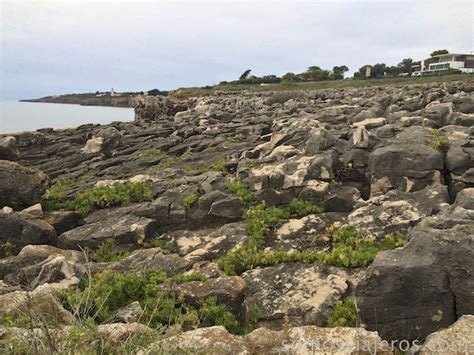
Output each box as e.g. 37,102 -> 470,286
0,160 -> 49,210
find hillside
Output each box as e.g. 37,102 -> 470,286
1,77 -> 473,353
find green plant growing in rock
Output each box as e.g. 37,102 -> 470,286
218,225 -> 407,275
60,269 -> 250,335
209,158 -> 228,172
69,181 -> 153,217
427,128 -> 449,151
85,239 -> 130,263
158,156 -> 182,169
43,178 -> 76,210
227,180 -> 253,204
144,237 -> 174,253
327,297 -> 357,327
140,149 -> 167,158
0,241 -> 16,257
287,198 -> 323,215
183,192 -> 201,208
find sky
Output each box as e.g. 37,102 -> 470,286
1,0 -> 473,99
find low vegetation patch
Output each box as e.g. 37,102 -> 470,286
227,180 -> 253,204
183,192 -> 201,208
217,226 -> 406,275
140,149 -> 167,158
44,181 -> 153,217
209,158 -> 228,172
327,297 -> 358,327
85,239 -> 130,263
60,269 -> 254,335
427,128 -> 449,151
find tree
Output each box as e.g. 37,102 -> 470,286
239,69 -> 252,80
430,49 -> 449,57
281,72 -> 298,82
332,65 -> 349,80
397,58 -> 414,75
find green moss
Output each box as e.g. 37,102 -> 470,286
227,180 -> 253,204
183,192 -> 201,208
85,239 -> 130,263
327,297 -> 357,327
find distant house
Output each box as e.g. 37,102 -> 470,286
413,53 -> 474,76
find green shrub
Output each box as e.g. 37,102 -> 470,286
85,239 -> 130,263
327,297 -> 357,327
427,128 -> 449,151
209,158 -> 228,172
60,269 -> 244,333
198,297 -> 239,334
69,181 -> 153,216
287,198 -> 323,215
227,180 -> 253,204
183,192 -> 201,208
145,238 -> 174,253
43,178 -> 75,210
217,226 -> 406,275
245,203 -> 290,248
159,156 -> 182,168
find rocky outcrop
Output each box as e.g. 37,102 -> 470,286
1,79 -> 473,351
0,160 -> 49,210
152,325 -> 393,354
356,197 -> 474,341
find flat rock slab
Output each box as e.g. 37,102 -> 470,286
242,263 -> 349,328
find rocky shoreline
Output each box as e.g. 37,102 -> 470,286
20,94 -> 134,108
1,79 -> 473,353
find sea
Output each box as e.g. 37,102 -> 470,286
0,101 -> 135,134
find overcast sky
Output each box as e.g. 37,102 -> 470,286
1,0 -> 472,99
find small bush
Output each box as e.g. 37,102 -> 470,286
86,239 -> 130,263
43,178 -> 75,210
183,192 -> 201,208
327,297 -> 357,327
69,181 -> 153,216
198,297 -> 239,334
145,238 -> 174,253
287,198 -> 323,215
209,158 -> 228,172
217,226 -> 406,275
227,180 -> 253,204
427,129 -> 449,151
245,203 -> 290,248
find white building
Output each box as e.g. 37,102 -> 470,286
413,53 -> 474,76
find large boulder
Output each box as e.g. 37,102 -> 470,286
0,245 -> 85,289
0,213 -> 56,254
0,160 -> 49,210
368,143 -> 443,195
57,213 -> 158,250
242,263 -> 349,328
0,136 -> 19,161
356,218 -> 474,341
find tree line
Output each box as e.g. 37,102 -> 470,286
220,49 -> 454,85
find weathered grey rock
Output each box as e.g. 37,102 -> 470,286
82,137 -> 104,154
57,213 -> 157,250
356,220 -> 474,341
0,160 -> 49,210
424,102 -> 454,127
419,315 -> 474,355
368,143 -> 443,195
20,203 -> 43,219
152,325 -> 392,354
0,289 -> 74,325
0,136 -> 19,160
0,245 -> 85,289
90,248 -> 191,276
111,301 -> 143,323
352,117 -> 386,130
209,197 -> 246,220
43,210 -> 81,235
0,213 -> 56,253
242,263 -> 349,328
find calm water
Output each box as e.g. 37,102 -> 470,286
0,101 -> 135,134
